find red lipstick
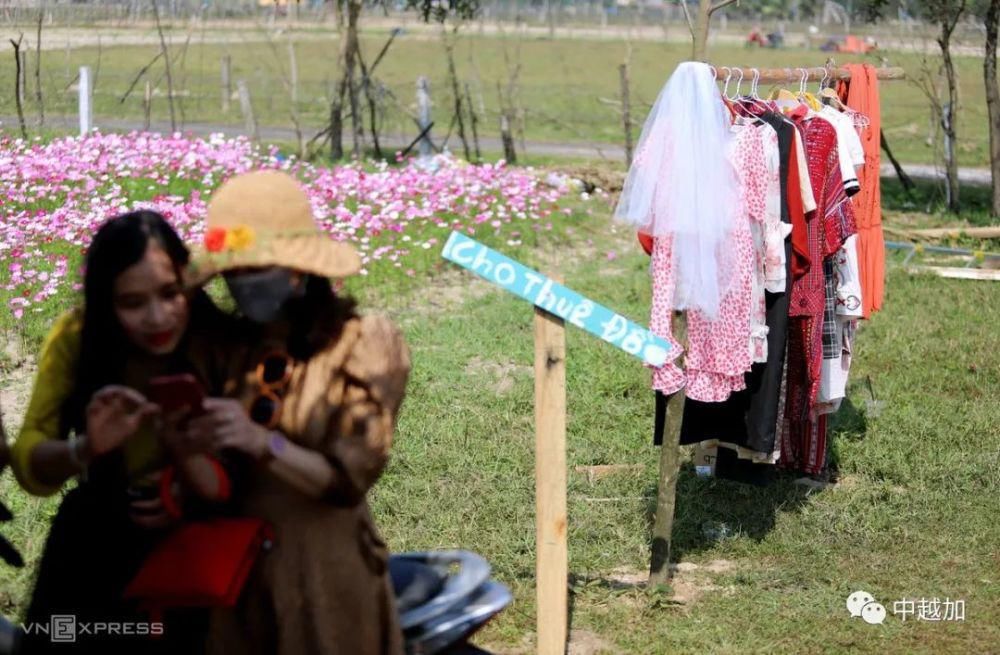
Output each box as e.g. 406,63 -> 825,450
145,330 -> 176,348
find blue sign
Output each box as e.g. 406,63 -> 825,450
442,231 -> 670,366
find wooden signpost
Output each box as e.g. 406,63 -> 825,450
443,231 -> 669,654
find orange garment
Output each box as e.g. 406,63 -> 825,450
839,64 -> 884,318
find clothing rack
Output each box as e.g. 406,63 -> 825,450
710,66 -> 907,83
649,61 -> 907,585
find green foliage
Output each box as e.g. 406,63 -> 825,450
860,0 -> 968,24
405,0 -> 481,23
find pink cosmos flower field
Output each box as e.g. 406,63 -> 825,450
0,131 -> 576,320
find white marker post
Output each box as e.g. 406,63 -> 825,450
78,66 -> 92,137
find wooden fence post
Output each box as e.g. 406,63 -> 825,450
18,50 -> 27,106
619,62 -> 633,168
534,301 -> 567,655
78,65 -> 92,136
221,54 -> 232,113
416,76 -> 432,158
288,41 -> 299,106
237,79 -> 259,142
143,79 -> 152,131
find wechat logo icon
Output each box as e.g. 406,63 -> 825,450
847,590 -> 886,625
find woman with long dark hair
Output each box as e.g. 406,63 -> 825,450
10,210 -> 232,654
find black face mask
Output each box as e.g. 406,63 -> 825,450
224,268 -> 300,324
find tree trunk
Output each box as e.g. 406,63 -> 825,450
10,35 -> 28,140
331,0 -> 361,161
35,7 -> 44,128
692,0 -> 712,61
151,0 -> 176,133
691,0 -> 737,61
985,0 -> 1000,218
938,25 -> 961,212
443,28 -> 471,162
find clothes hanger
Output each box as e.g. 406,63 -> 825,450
801,67 -> 822,110
819,66 -> 870,129
773,68 -> 801,109
722,66 -> 734,100
749,68 -> 773,113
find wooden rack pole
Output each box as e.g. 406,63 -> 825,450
711,66 -> 906,83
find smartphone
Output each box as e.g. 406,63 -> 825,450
148,374 -> 206,415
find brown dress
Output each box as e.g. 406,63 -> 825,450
207,314 -> 410,655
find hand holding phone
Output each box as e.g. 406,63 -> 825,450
148,374 -> 206,415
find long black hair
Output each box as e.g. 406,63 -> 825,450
64,210 -> 219,434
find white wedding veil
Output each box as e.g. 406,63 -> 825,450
614,61 -> 739,318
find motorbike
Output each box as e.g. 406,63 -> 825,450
391,550 -> 512,654
0,529 -> 510,655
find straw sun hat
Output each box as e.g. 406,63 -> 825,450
186,170 -> 361,287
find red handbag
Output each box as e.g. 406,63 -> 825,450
123,465 -> 273,611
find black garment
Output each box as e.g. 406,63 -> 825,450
21,476 -> 209,655
676,114 -> 794,465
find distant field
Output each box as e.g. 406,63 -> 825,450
0,27 -> 991,167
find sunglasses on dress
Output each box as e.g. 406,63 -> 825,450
249,351 -> 293,429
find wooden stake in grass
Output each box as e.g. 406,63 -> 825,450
534,301 -> 567,655
649,314 -> 686,585
220,54 -> 232,113
78,65 -> 92,136
143,79 -> 152,131
10,34 -> 28,140
417,76 -> 433,158
237,79 -> 259,143
619,61 -> 633,168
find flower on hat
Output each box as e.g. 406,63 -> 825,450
224,225 -> 256,252
204,225 -> 256,253
205,227 -> 227,253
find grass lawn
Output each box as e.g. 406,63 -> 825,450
2,177 -> 998,652
0,28 -> 992,167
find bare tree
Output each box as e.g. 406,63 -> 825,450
330,0 -> 362,160
932,0 -> 968,212
981,0 -> 1000,217
441,24 -> 472,161
864,0 -> 967,211
151,0 -> 177,132
691,0 -> 739,60
10,35 -> 28,140
35,5 -> 44,128
259,29 -> 306,159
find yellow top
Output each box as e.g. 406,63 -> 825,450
10,310 -> 164,496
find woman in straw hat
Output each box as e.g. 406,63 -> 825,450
179,170 -> 410,655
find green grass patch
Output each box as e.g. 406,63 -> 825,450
1,192 -> 998,652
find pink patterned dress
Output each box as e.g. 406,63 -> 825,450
649,122 -> 768,402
